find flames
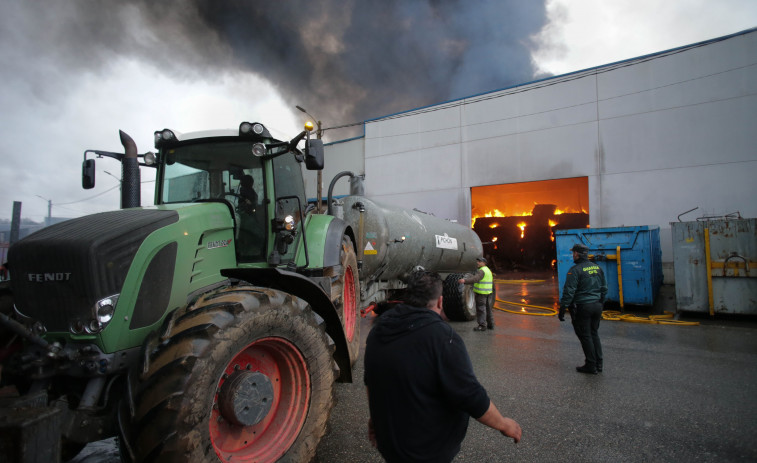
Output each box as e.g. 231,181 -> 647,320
471,205 -> 587,232
470,177 -> 589,235
517,222 -> 526,239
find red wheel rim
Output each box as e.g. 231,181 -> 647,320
210,337 -> 310,462
343,265 -> 357,342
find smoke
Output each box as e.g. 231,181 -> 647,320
2,0 -> 548,138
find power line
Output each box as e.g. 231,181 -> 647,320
55,179 -> 155,206
0,179 -> 157,219
55,184 -> 120,206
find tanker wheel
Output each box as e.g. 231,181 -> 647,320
442,273 -> 476,321
335,235 -> 360,365
127,286 -> 336,463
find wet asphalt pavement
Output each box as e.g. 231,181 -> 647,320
73,275 -> 757,462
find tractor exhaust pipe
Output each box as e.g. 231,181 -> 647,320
119,130 -> 140,209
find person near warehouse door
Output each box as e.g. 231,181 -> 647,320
559,243 -> 608,374
459,256 -> 495,331
364,270 -> 522,462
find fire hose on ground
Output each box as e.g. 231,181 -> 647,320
492,280 -> 699,326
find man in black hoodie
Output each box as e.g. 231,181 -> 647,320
364,270 -> 521,462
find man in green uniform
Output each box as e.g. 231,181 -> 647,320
459,256 -> 494,331
559,243 -> 607,374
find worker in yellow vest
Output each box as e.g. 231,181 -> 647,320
458,256 -> 494,331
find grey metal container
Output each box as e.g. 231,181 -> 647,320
671,219 -> 756,314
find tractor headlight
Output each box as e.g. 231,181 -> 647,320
80,295 -> 119,334
284,215 -> 295,231
96,296 -> 117,324
87,319 -> 101,334
71,320 -> 85,334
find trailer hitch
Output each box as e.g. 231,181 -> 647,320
0,312 -> 62,358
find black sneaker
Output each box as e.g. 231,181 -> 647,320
597,363 -> 603,373
576,365 -> 598,375
473,325 -> 486,332
487,324 -> 494,330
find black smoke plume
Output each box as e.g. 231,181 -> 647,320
3,0 -> 548,138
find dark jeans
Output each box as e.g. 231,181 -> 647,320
570,302 -> 603,368
475,293 -> 494,328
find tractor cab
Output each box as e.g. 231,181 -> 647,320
154,122 -> 323,266
84,121 -> 324,267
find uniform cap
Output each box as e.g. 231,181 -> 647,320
570,243 -> 589,254
476,256 -> 488,265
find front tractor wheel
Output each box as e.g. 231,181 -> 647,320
211,337 -> 309,461
127,287 -> 336,463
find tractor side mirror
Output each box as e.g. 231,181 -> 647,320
82,159 -> 95,189
305,139 -> 324,170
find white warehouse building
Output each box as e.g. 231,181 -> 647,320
311,28 -> 757,283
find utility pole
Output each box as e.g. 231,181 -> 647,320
10,201 -> 21,244
296,105 -> 323,213
36,195 -> 52,226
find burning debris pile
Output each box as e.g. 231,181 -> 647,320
470,178 -> 589,271
473,204 -> 589,272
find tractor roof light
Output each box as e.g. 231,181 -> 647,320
154,129 -> 176,148
239,122 -> 254,134
239,122 -> 271,139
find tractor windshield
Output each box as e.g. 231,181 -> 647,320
160,141 -> 266,260
161,141 -> 264,204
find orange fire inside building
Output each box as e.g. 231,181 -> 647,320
471,177 -> 589,271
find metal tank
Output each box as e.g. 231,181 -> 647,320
339,195 -> 483,283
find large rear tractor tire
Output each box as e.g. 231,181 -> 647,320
335,236 -> 360,365
126,286 -> 336,463
442,273 -> 476,321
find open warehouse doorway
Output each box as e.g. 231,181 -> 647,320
471,177 -> 589,272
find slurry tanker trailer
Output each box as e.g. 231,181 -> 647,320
0,121 -> 482,462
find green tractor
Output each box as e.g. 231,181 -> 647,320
0,121 -> 482,462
